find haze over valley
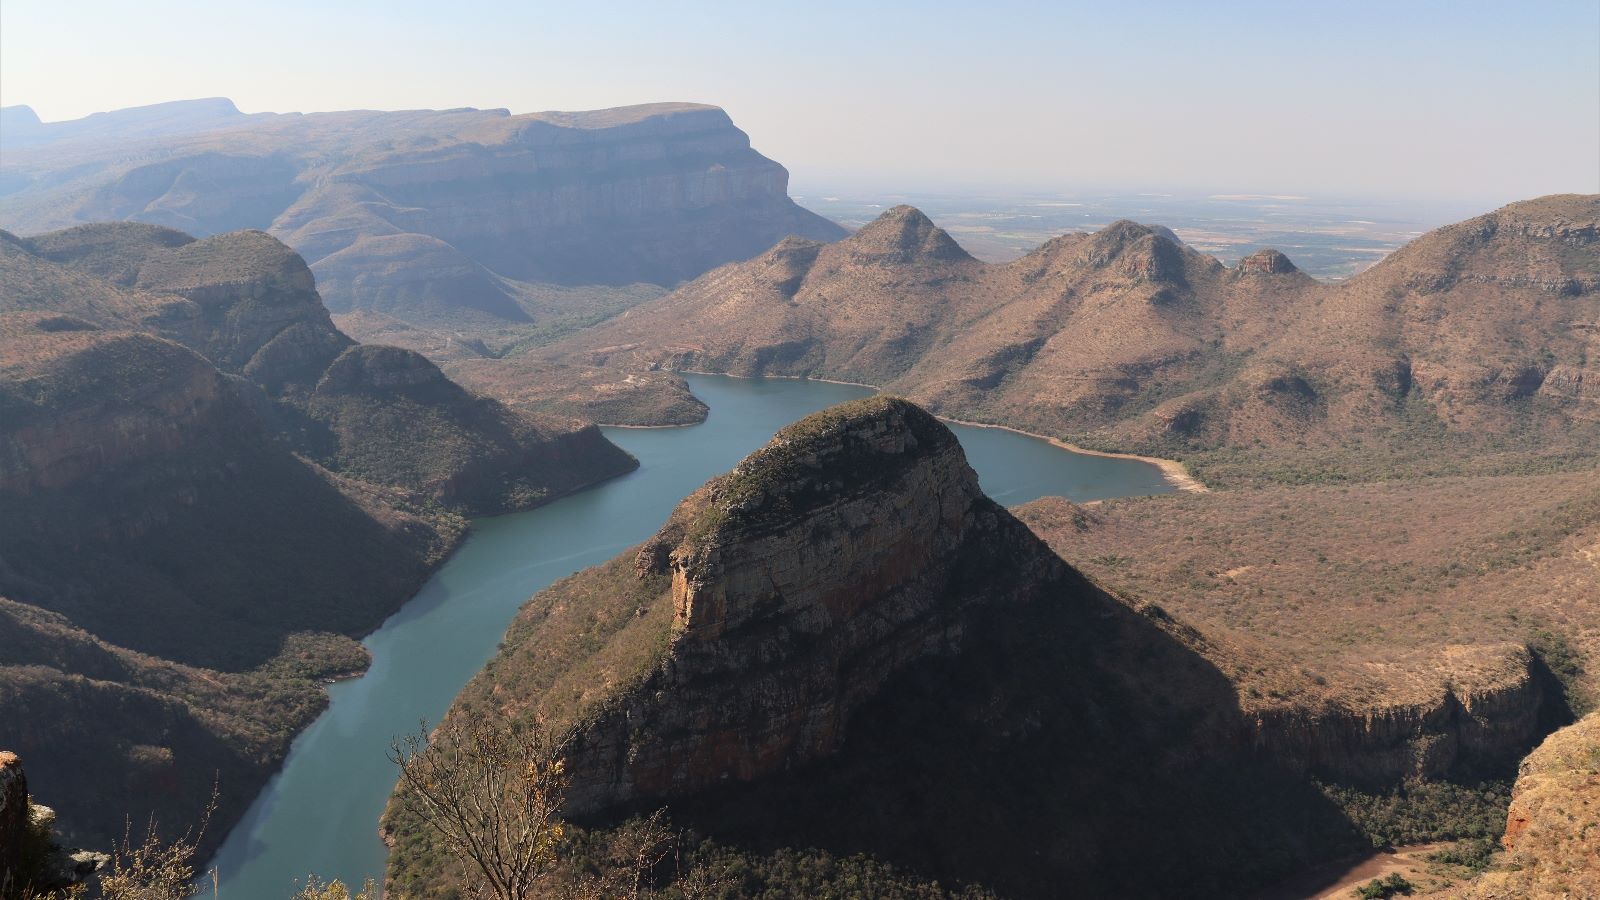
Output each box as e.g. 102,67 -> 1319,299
2,3 -> 1597,898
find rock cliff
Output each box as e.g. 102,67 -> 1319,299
389,398 -> 1566,898
1446,712 -> 1600,898
0,751 -> 106,895
559,397 -> 1058,812
0,101 -> 845,322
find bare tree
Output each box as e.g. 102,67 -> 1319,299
96,789 -> 217,900
389,713 -> 576,900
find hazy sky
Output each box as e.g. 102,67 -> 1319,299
3,0 -> 1596,204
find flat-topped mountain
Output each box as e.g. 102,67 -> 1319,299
2,223 -> 636,513
387,397 -> 1569,898
541,194 -> 1600,482
0,100 -> 846,328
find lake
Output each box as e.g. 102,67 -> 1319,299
208,374 -> 1173,895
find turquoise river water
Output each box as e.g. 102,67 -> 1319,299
209,374 -> 1173,896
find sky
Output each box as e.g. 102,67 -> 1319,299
2,0 -> 1596,205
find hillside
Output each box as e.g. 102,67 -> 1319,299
0,100 -> 846,330
2,223 -> 637,513
0,309 -> 462,858
1016,471 -> 1599,728
387,398 -> 1571,898
540,196 -> 1600,483
1446,712 -> 1600,899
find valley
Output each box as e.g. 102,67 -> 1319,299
206,374 -> 1175,897
0,43 -> 1594,895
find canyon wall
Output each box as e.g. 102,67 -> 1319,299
0,101 -> 846,324
393,397 -> 1566,898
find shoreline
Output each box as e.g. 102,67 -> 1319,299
938,416 -> 1209,494
669,370 -> 1208,493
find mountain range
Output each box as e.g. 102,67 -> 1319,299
536,195 -> 1599,482
0,98 -> 846,329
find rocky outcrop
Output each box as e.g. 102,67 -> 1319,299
0,751 -> 24,889
1240,648 -> 1550,784
0,101 -> 846,323
1447,712 -> 1600,898
559,397 -> 1060,812
0,752 -> 107,896
1236,247 -> 1300,275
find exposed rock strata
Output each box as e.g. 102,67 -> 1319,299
393,398 -> 1568,898
0,101 -> 845,320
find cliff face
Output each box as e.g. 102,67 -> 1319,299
0,751 -> 106,895
561,398 -> 1060,812
0,101 -> 845,325
4,224 -> 637,513
1448,712 -> 1600,899
391,398 -> 1565,899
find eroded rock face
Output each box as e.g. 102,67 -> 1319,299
1239,652 -> 1549,783
562,397 -> 1064,813
0,751 -> 24,887
1237,247 -> 1299,275
1447,712 -> 1600,899
0,101 -> 847,318
0,751 -> 107,895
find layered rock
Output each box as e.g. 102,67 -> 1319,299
392,398 -> 1570,898
0,101 -> 845,323
561,397 -> 1055,812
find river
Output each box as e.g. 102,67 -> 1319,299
209,374 -> 1173,896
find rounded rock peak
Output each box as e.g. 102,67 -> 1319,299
1237,248 -> 1299,275
316,344 -> 450,393
847,206 -> 973,263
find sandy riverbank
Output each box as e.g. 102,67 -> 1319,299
637,370 -> 1209,493
938,417 -> 1209,493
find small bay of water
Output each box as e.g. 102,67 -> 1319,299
209,374 -> 1171,896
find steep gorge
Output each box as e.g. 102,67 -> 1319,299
388,398 -> 1567,898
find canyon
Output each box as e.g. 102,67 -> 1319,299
0,222 -> 638,860
387,397 -> 1581,898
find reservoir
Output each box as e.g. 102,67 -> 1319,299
209,374 -> 1174,895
